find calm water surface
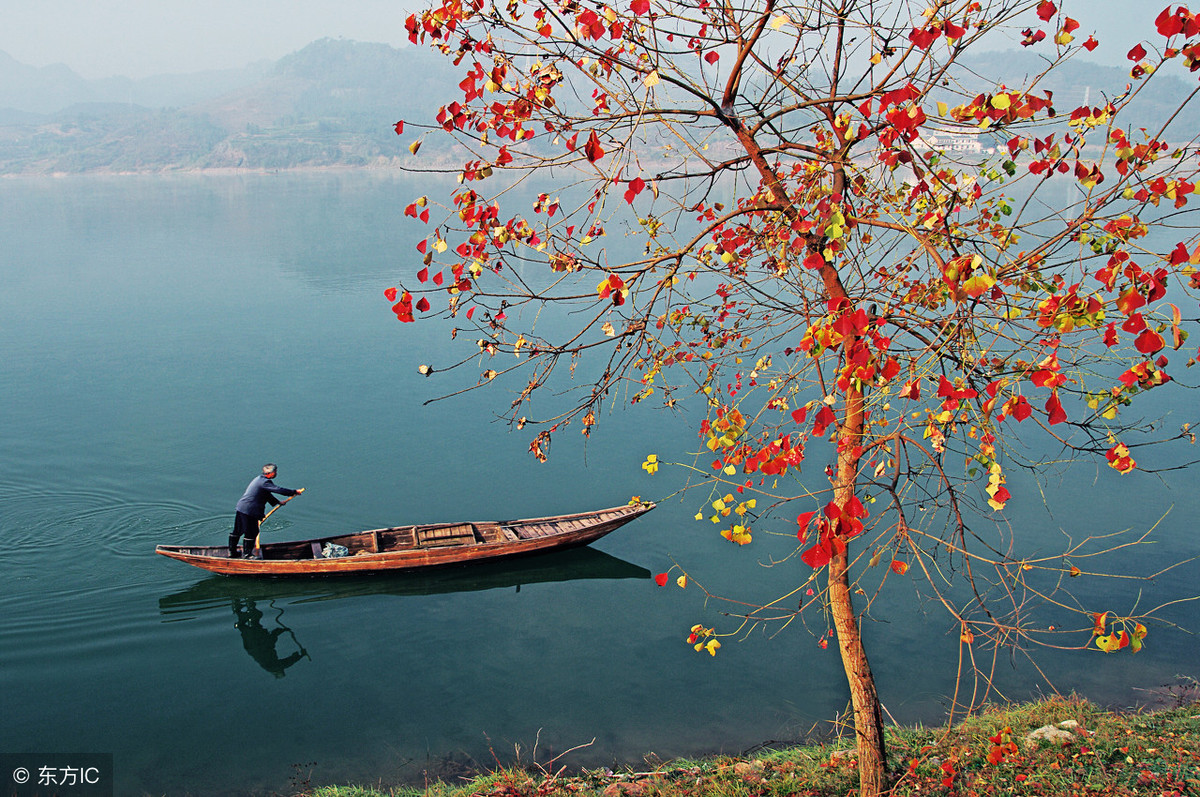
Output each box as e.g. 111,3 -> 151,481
0,174 -> 1196,796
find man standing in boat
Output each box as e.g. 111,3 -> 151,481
229,464 -> 304,558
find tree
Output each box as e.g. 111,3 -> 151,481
390,2 -> 1200,794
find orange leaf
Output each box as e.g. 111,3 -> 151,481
890,560 -> 909,575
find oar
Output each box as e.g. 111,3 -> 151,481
254,488 -> 305,555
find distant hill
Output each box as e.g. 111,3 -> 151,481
1,41 -> 1198,175
0,39 -> 460,174
961,49 -> 1200,136
0,49 -> 272,115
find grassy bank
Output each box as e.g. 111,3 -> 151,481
305,696 -> 1200,797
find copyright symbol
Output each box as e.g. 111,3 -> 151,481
12,767 -> 29,784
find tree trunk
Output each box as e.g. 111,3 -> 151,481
829,551 -> 888,797
829,334 -> 888,796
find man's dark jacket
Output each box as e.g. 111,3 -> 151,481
235,475 -> 299,519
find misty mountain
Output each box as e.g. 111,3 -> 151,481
2,39 -> 1198,175
0,39 -> 459,174
0,49 -> 273,114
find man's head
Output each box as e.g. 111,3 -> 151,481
262,463 -> 277,478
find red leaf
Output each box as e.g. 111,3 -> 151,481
890,560 -> 909,575
623,177 -> 646,204
630,0 -> 649,14
433,271 -> 445,286
801,541 -> 832,569
1104,323 -> 1119,347
1128,43 -> 1147,61
416,239 -> 428,254
790,407 -> 808,425
908,27 -> 938,50
417,268 -> 429,283
1036,0 -> 1055,21
392,292 -> 414,323
653,572 -> 669,586
583,131 -> 605,163
1083,35 -> 1099,51
1011,396 -> 1032,421
1021,28 -> 1047,46
1157,7 -> 1184,37
803,251 -> 826,269
1135,328 -> 1165,354
416,296 -> 431,313
466,306 -> 475,320
1122,313 -> 1147,334
384,287 -> 397,302
812,405 -> 836,437
420,208 -> 430,224
704,51 -> 719,65
1046,390 -> 1067,425
393,120 -> 405,135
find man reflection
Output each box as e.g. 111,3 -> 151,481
232,598 -> 308,677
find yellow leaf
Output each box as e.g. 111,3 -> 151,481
990,94 -> 1011,110
962,273 -> 996,298
643,70 -> 660,87
409,139 -> 422,155
705,639 -> 721,656
937,101 -> 948,117
676,575 -> 688,589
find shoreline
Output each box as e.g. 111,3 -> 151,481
303,693 -> 1200,797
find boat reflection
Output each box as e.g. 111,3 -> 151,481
159,546 -> 652,618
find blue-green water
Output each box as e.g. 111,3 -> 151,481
0,174 -> 1196,796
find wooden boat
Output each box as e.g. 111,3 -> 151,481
158,548 -> 652,615
156,502 -> 654,576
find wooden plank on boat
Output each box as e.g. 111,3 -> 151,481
416,523 -> 477,547
515,523 -> 554,539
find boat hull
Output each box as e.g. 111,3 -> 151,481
156,503 -> 653,576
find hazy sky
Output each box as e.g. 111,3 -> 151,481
0,0 -> 1158,79
2,0 -> 426,78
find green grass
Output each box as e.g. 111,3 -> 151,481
303,696 -> 1200,797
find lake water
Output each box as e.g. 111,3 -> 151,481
1,173 -> 1197,796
